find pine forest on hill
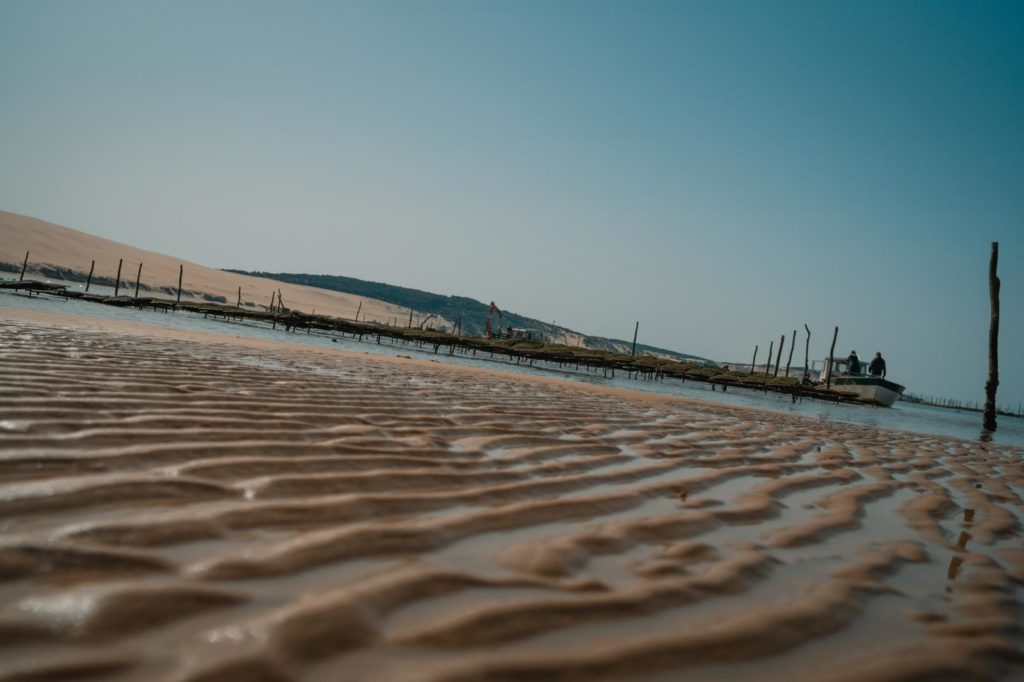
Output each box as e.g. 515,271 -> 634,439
226,270 -> 713,365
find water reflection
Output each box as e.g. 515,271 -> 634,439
946,509 -> 974,587
946,555 -> 963,582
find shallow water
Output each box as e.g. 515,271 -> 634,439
3,288 -> 1022,447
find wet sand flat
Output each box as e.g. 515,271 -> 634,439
1,311 -> 1022,681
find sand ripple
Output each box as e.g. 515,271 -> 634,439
0,320 -> 1022,681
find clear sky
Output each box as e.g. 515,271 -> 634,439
1,0 -> 1021,409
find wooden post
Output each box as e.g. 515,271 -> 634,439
773,334 -> 785,377
803,324 -> 811,377
355,301 -> 362,322
236,286 -> 242,307
826,326 -> 839,389
85,260 -> 95,292
630,321 -> 639,357
114,258 -> 123,296
277,289 -> 284,311
785,329 -> 796,377
408,309 -> 414,328
134,263 -> 143,298
175,265 -> 183,303
268,292 -> 275,312
765,340 -> 774,375
750,345 -> 758,374
983,242 -> 1000,432
18,251 -> 29,281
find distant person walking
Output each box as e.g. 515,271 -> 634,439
847,350 -> 861,375
869,352 -> 887,378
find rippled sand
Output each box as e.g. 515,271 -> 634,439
1,314 -> 1022,681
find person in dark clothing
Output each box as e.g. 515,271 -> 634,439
846,350 -> 861,375
869,352 -> 886,378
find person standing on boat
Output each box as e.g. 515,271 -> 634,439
869,352 -> 886,378
846,350 -> 861,375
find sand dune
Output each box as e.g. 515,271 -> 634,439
0,210 -> 423,324
0,310 -> 1022,680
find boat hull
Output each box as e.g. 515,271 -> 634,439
830,377 -> 905,407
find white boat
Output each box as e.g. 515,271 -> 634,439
821,357 -> 905,407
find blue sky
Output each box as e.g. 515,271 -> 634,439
1,1 -> 1021,408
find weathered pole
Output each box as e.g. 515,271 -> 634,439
18,251 -> 29,281
268,292 -> 275,312
765,340 -> 774,375
237,286 -> 242,307
134,263 -> 143,298
356,301 -> 362,322
750,345 -> 758,374
983,242 -> 1000,432
631,321 -> 639,357
408,309 -> 414,328
773,334 -> 785,377
785,329 -> 797,377
176,265 -> 183,303
85,260 -> 95,292
826,326 -> 839,389
277,289 -> 284,311
114,258 -> 123,297
803,324 -> 811,377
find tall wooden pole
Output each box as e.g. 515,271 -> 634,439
765,340 -> 774,375
18,251 -> 29,281
785,329 -> 797,377
826,326 -> 839,389
134,263 -> 143,298
408,309 -> 414,328
983,242 -> 1000,432
773,334 -> 785,377
356,301 -> 362,322
114,258 -> 123,297
631,321 -> 639,357
85,260 -> 95,292
750,345 -> 758,374
803,324 -> 811,377
176,265 -> 183,303
268,292 -> 275,312
237,286 -> 242,307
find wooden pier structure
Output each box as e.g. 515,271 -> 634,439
2,277 -> 859,406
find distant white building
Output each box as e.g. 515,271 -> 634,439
508,328 -> 544,342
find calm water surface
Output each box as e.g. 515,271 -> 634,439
3,288 -> 1022,448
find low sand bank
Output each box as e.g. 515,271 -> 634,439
0,311 -> 1022,681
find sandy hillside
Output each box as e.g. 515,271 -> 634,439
0,210 -> 427,324
0,307 -> 1021,681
